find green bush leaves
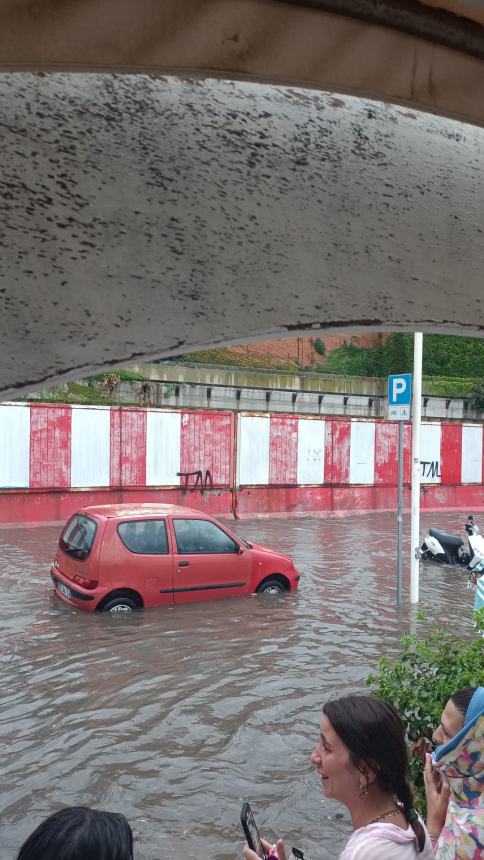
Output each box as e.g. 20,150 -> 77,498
366,628 -> 484,813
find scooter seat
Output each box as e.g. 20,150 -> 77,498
428,528 -> 464,547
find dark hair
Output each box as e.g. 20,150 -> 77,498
323,695 -> 426,853
16,806 -> 133,860
450,687 -> 477,720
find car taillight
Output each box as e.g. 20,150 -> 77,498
73,574 -> 98,590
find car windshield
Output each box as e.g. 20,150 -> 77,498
60,514 -> 97,561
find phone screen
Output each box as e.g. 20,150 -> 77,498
241,802 -> 266,860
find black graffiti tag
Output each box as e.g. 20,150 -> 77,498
177,469 -> 214,495
421,460 -> 441,479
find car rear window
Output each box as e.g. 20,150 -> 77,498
60,514 -> 97,561
118,520 -> 169,554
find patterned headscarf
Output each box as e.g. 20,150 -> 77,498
433,688 -> 484,859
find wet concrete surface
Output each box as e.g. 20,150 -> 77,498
0,511 -> 476,859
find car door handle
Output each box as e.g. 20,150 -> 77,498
178,561 -> 190,568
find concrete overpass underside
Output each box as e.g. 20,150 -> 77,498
1,0 -> 484,398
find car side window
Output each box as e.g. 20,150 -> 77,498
173,519 -> 238,554
118,520 -> 168,554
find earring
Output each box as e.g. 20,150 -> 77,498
359,777 -> 368,796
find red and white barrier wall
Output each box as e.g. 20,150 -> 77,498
1,404 -> 484,523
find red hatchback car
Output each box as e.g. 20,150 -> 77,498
51,504 -> 300,613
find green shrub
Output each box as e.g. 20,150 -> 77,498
471,380 -> 484,411
423,376 -> 477,398
313,337 -> 326,357
321,333 -> 484,381
87,369 -> 149,383
19,382 -> 137,406
366,628 -> 484,813
474,607 -> 484,635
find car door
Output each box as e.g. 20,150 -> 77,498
104,518 -> 174,606
170,517 -> 252,603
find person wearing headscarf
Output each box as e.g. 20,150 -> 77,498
426,687 -> 483,858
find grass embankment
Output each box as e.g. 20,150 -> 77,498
19,370 -> 148,406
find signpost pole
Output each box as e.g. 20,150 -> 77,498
397,419 -> 404,606
388,372 -> 412,606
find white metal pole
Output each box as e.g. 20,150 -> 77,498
397,419 -> 404,606
410,332 -> 423,603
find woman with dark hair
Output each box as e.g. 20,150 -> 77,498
16,806 -> 134,860
243,694 -> 433,860
425,686 -> 483,858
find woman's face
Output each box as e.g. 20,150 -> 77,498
310,713 -> 363,807
433,698 -> 465,746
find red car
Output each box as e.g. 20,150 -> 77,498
50,503 -> 300,613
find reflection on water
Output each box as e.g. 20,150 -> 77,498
0,511 -> 476,859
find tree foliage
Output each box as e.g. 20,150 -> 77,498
324,333 -> 484,379
366,628 -> 484,813
313,337 -> 326,357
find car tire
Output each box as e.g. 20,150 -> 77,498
102,596 -> 138,614
257,579 -> 287,596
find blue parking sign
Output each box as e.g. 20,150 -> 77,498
388,373 -> 412,419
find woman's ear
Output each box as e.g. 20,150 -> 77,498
359,762 -> 378,785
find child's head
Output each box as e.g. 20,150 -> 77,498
17,806 -> 134,860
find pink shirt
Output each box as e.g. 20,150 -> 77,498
339,821 -> 434,859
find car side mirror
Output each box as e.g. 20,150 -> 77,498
237,545 -> 244,555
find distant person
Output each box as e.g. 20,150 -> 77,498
244,695 -> 433,860
464,515 -> 477,536
424,687 -> 484,858
16,806 -> 134,860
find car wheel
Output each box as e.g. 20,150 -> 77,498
102,596 -> 138,613
257,579 -> 287,595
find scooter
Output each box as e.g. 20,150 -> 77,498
419,516 -> 484,567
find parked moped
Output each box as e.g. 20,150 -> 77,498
419,516 -> 484,567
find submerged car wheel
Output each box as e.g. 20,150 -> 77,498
102,596 -> 138,613
257,579 -> 287,595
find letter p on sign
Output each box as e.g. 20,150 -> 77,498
392,378 -> 406,400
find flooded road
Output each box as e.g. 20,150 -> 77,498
0,511 -> 476,860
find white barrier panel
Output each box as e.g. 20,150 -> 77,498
0,404 -> 30,488
146,411 -> 181,486
350,421 -> 375,485
461,425 -> 483,484
297,418 -> 325,484
420,423 -> 441,483
71,407 -> 110,487
238,416 -> 270,485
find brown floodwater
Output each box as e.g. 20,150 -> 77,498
0,510 -> 476,860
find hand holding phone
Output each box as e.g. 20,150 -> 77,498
241,802 -> 268,860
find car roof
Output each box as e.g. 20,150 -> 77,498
79,503 -> 213,519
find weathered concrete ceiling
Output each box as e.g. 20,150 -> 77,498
1,75 -> 483,398
0,0 -> 484,125
1,2 -> 484,398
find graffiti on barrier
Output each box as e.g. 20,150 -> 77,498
421,460 -> 441,479
177,469 -> 214,495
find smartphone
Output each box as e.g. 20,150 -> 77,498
241,802 -> 267,860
